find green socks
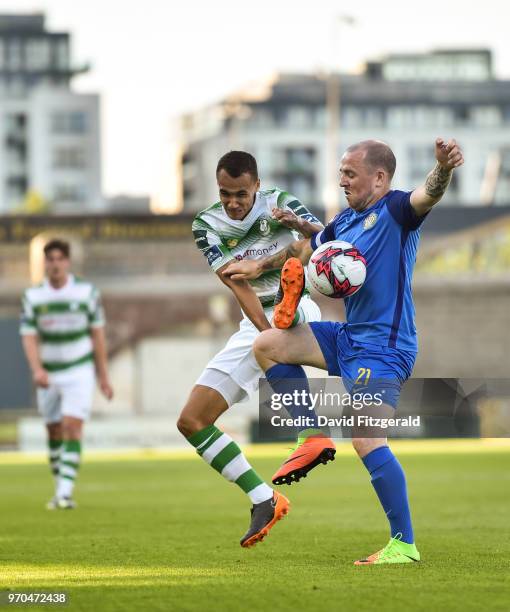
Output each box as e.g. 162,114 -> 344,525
56,439 -> 81,499
188,425 -> 273,504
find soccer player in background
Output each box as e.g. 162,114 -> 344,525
20,239 -> 113,509
224,138 -> 464,564
177,151 -> 335,548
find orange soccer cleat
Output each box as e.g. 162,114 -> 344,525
273,257 -> 305,329
272,434 -> 336,486
240,491 -> 290,548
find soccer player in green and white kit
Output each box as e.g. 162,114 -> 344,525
177,151 -> 335,548
20,239 -> 113,509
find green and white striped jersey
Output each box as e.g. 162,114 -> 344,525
192,188 -> 321,307
20,274 -> 104,373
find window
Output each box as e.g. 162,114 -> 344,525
8,77 -> 27,96
470,106 -> 502,127
363,107 -> 384,128
273,147 -> 315,173
388,106 -> 454,129
287,106 -> 313,128
25,38 -> 51,70
55,39 -> 69,70
248,108 -> 272,128
6,175 -> 27,193
6,113 -> 26,133
70,112 -> 87,132
435,107 -> 454,127
51,111 -> 88,134
285,176 -> 315,203
343,107 -> 362,128
272,147 -> 317,203
387,106 -> 415,128
52,147 -> 86,169
454,106 -> 469,124
272,107 -> 288,125
286,148 -> 315,172
53,184 -> 87,203
342,106 -> 383,128
7,39 -> 22,70
408,144 -> 435,182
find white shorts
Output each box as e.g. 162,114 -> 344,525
196,296 -> 321,406
37,363 -> 95,424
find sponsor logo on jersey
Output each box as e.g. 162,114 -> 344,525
70,302 -> 79,311
226,238 -> 239,248
363,212 -> 378,230
259,218 -> 271,236
204,245 -> 223,266
234,242 -> 278,260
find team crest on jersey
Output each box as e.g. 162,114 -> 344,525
259,218 -> 270,236
226,238 -> 238,248
363,212 -> 378,230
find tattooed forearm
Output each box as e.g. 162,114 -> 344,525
425,162 -> 452,199
260,249 -> 288,272
260,239 -> 311,271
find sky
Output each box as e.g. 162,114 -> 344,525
1,1 -> 509,200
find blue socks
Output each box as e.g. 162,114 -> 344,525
362,446 -> 414,544
266,363 -> 319,431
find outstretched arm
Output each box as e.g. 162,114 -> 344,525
222,239 -> 313,281
410,138 -> 464,217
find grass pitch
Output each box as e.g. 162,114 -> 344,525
1,440 -> 509,612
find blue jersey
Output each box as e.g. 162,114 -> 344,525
310,190 -> 427,353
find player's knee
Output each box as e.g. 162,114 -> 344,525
61,421 -> 82,440
351,437 -> 384,458
351,437 -> 370,457
253,329 -> 286,363
176,412 -> 209,438
176,413 -> 195,438
47,422 -> 62,439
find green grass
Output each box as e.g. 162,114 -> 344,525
1,443 -> 509,612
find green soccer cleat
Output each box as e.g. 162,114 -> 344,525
354,534 -> 420,565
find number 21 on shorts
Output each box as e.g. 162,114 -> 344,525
354,367 -> 371,386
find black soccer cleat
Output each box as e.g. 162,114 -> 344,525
240,492 -> 290,548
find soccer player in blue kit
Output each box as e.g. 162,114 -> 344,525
224,138 -> 464,564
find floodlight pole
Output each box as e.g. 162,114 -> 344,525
324,15 -> 356,224
325,72 -> 340,224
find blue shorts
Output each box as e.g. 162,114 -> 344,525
309,321 -> 416,408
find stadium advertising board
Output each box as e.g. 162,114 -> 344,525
0,215 -> 193,242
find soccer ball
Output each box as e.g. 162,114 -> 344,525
307,240 -> 366,298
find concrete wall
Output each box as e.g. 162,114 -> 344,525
413,276 -> 510,377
